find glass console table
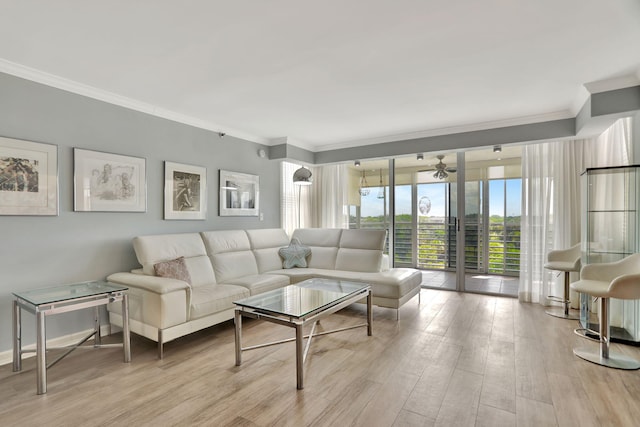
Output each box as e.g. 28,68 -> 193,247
12,280 -> 131,394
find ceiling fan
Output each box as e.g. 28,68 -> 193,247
420,155 -> 457,180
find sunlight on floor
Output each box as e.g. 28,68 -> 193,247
420,270 -> 519,297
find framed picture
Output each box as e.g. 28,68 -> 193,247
74,148 -> 146,212
164,161 -> 207,220
0,136 -> 58,216
219,170 -> 259,216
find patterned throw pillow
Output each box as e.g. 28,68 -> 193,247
153,256 -> 192,284
278,238 -> 312,269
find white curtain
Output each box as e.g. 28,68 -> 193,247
310,163 -> 349,229
519,118 -> 632,304
281,161 -> 312,236
281,161 -> 348,236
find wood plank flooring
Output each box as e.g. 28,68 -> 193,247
1,289 -> 639,426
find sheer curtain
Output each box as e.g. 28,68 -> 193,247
519,118 -> 632,304
281,161 -> 312,236
281,161 -> 348,236
310,163 -> 349,229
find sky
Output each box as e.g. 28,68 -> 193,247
360,179 -> 522,218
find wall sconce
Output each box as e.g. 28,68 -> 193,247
493,145 -> 502,153
417,153 -> 424,161
354,160 -> 361,167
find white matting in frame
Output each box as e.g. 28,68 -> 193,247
74,148 -> 146,212
164,161 -> 207,220
0,136 -> 58,216
219,169 -> 259,216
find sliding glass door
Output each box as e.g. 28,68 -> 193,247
347,145 -> 522,296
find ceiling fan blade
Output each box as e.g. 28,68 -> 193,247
446,167 -> 457,173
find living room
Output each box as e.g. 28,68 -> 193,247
2,2 -> 640,426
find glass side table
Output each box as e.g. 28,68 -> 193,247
12,280 -> 131,394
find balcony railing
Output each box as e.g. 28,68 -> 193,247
351,218 -> 520,276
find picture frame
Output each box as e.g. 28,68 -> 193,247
0,136 -> 58,216
73,148 -> 146,212
219,170 -> 259,216
164,161 -> 207,220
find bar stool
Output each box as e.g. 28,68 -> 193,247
570,253 -> 640,370
544,243 -> 581,319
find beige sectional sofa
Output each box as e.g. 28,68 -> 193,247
107,228 -> 422,357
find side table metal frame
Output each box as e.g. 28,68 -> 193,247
12,290 -> 131,394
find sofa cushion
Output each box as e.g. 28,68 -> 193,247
226,274 -> 290,295
246,228 -> 291,273
339,229 -> 386,250
335,229 -> 385,272
311,268 -> 422,299
133,233 -> 216,287
154,257 -> 192,284
335,248 -> 382,272
201,230 -> 259,282
267,268 -> 333,283
291,228 -> 342,269
189,284 -> 249,320
279,238 -> 311,268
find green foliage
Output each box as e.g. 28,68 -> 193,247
354,214 -> 521,274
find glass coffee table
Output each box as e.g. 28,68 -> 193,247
12,280 -> 131,394
233,278 -> 372,389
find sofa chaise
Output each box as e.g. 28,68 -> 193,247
107,228 -> 422,357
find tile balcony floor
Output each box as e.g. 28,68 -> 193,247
421,270 -> 519,297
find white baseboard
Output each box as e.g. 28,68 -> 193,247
0,324 -> 114,367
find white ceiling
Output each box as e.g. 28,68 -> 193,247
1,1 -> 639,151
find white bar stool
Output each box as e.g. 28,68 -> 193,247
570,253 -> 640,370
544,243 -> 581,319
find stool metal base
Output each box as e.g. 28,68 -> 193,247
573,347 -> 640,370
545,306 -> 580,320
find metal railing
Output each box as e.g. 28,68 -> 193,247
351,217 -> 520,276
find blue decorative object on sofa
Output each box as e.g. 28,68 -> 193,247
279,238 -> 311,268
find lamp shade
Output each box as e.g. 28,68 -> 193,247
293,166 -> 312,185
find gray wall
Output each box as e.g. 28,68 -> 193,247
0,73 -> 281,353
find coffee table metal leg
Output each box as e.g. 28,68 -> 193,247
94,305 -> 101,347
234,310 -> 242,366
367,291 -> 373,336
12,301 -> 21,372
296,323 -> 304,390
122,294 -> 131,363
36,310 -> 46,395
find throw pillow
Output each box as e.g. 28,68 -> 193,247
279,238 -> 312,269
154,256 -> 192,284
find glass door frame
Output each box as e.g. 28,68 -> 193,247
455,151 -> 466,292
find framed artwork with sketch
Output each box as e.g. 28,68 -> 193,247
73,148 -> 146,212
164,161 -> 207,220
0,136 -> 58,215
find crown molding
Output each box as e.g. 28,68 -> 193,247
0,59 -> 269,145
267,136 -> 316,151
584,73 -> 640,94
314,110 -> 575,152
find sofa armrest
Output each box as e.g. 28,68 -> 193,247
107,272 -> 191,294
107,272 -> 192,329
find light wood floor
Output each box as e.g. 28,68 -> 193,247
2,289 -> 640,427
